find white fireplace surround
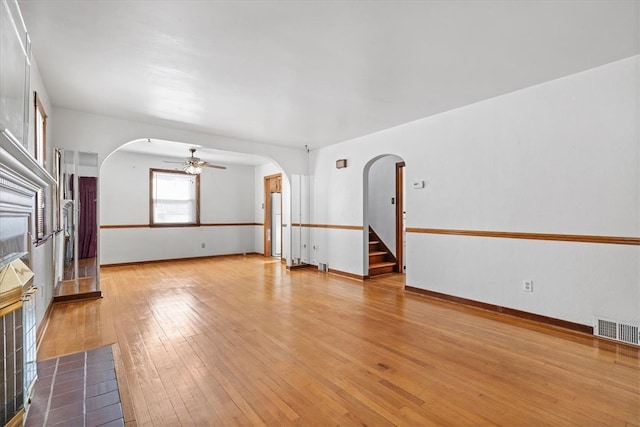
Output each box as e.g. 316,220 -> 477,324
0,128 -> 56,268
0,126 -> 55,424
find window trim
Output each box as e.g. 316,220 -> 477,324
34,92 -> 47,167
149,168 -> 201,227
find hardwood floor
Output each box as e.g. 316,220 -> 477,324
37,255 -> 639,426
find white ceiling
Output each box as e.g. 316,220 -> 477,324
119,138 -> 270,166
20,1 -> 639,150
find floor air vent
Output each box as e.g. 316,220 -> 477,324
595,318 -> 639,345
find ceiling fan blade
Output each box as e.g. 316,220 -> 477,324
161,149 -> 226,170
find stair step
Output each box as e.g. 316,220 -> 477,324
368,261 -> 396,276
370,262 -> 396,269
369,251 -> 388,264
368,240 -> 380,245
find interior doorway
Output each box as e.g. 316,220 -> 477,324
364,155 -> 406,278
264,173 -> 282,257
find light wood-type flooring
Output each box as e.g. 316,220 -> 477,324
37,255 -> 639,426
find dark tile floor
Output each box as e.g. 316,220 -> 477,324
25,345 -> 124,427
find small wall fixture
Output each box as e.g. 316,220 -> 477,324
336,159 -> 348,169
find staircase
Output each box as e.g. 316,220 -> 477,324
368,227 -> 397,277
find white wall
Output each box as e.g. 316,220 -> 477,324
100,150 -> 256,264
367,155 -> 402,255
309,56 -> 640,326
51,108 -> 308,178
27,58 -> 56,328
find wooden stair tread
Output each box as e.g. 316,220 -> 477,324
369,251 -> 387,256
368,227 -> 397,276
369,262 -> 396,268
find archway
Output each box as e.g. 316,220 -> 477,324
363,154 -> 406,279
99,138 -> 291,265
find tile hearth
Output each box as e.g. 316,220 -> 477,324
24,346 -> 124,427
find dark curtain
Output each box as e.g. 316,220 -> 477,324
78,176 -> 97,259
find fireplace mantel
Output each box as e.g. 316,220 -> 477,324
0,128 -> 56,196
0,128 -> 56,271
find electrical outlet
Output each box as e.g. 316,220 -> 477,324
523,280 -> 533,292
201,243 -> 205,249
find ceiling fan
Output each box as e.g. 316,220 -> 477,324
163,148 -> 226,174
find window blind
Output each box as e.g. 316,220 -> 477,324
151,171 -> 199,225
35,189 -> 45,238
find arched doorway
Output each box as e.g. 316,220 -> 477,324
99,138 -> 290,265
363,154 -> 406,278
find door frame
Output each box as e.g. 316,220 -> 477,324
263,173 -> 282,257
395,162 -> 405,273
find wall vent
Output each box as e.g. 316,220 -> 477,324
619,324 -> 639,345
594,318 -> 639,346
318,263 -> 328,272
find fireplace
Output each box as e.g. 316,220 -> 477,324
1,128 -> 56,425
0,299 -> 25,426
0,219 -> 33,427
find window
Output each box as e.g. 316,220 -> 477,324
35,93 -> 47,167
34,92 -> 47,239
149,169 -> 200,226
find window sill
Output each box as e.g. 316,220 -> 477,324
149,223 -> 201,228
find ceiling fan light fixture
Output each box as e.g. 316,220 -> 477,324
185,164 -> 201,175
163,148 -> 225,172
